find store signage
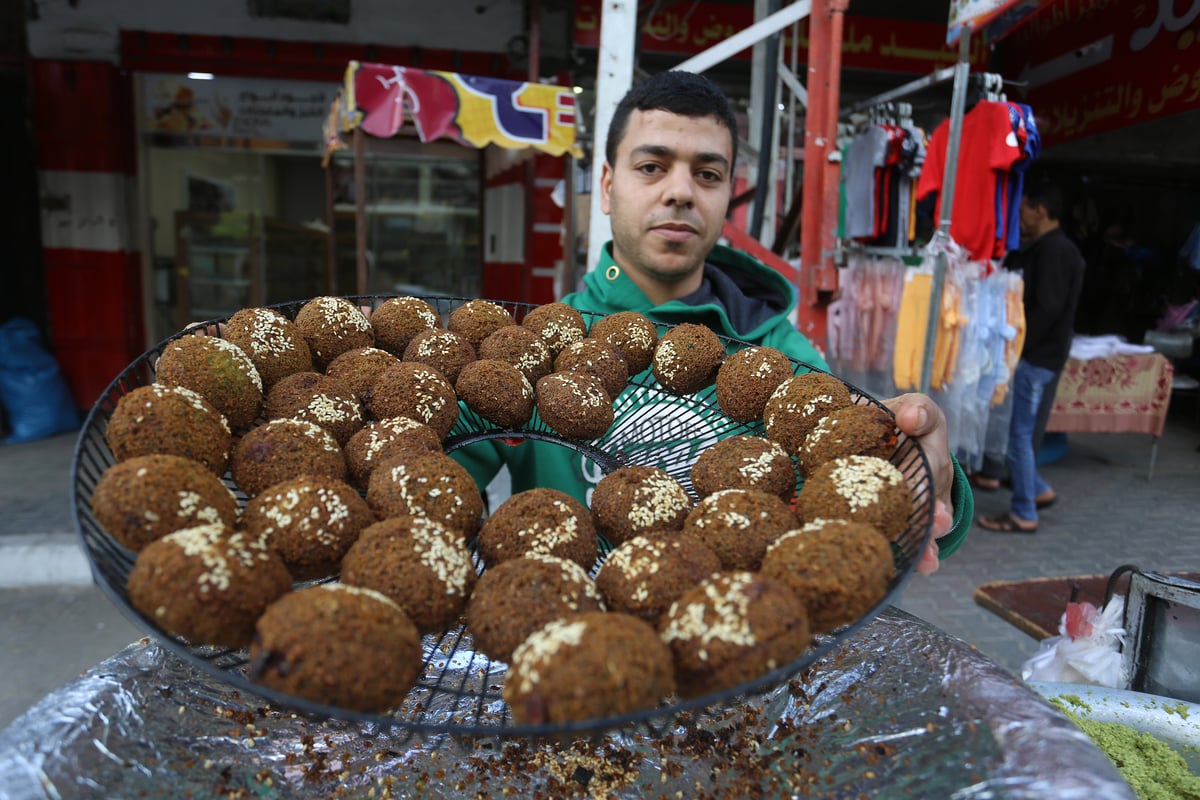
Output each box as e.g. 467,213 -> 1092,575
1002,0 -> 1200,145
140,73 -> 337,145
573,1 -> 990,73
334,62 -> 580,158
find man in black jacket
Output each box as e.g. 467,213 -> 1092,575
980,181 -> 1085,533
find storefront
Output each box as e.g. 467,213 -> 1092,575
137,70 -> 484,342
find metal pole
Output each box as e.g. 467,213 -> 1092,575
353,126 -> 368,296
918,28 -> 972,396
797,0 -> 847,349
586,0 -> 637,274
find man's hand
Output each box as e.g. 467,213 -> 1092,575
884,393 -> 954,575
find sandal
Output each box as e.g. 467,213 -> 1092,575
968,473 -> 1001,491
978,511 -> 1038,534
1035,490 -> 1057,510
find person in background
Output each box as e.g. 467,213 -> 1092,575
979,180 -> 1085,534
458,70 -> 974,572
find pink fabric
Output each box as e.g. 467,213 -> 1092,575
1047,353 -> 1174,438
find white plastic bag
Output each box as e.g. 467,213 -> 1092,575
1021,596 -> 1128,688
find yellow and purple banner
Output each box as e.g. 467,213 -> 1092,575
329,61 -> 580,159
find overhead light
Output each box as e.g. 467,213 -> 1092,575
187,72 -> 215,80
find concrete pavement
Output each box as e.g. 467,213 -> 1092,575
2,409 -> 1198,729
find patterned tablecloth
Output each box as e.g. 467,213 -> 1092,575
1047,353 -> 1174,438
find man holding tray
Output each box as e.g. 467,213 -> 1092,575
459,70 -> 973,573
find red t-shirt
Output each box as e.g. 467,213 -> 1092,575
916,101 -> 1022,262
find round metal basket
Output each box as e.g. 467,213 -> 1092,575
71,294 -> 935,744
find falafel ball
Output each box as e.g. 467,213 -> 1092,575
690,435 -> 796,502
590,465 -> 693,547
680,488 -> 797,571
265,371 -> 364,446
521,302 -> 587,356
325,346 -> 402,406
343,416 -> 442,491
366,451 -> 484,539
249,583 -> 422,712
760,519 -> 895,635
476,325 -> 554,385
369,362 -> 459,439
128,523 -> 292,649
503,611 -> 675,725
553,338 -> 629,401
402,329 -> 476,386
534,371 -> 613,440
659,571 -> 811,699
91,454 -> 239,551
652,323 -> 725,395
293,296 -> 375,370
340,515 -> 476,634
595,535 -> 721,624
105,383 -> 232,475
242,474 -> 375,582
455,359 -> 534,429
448,299 -> 515,351
795,455 -> 912,541
155,334 -> 263,431
763,372 -> 853,457
477,488 -> 598,569
230,418 -> 347,498
222,307 -> 313,390
466,553 -> 604,663
797,404 -> 898,476
715,346 -> 794,423
370,296 -> 442,358
588,311 -> 659,375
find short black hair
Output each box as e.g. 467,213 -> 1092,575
605,70 -> 739,167
1023,180 -> 1064,221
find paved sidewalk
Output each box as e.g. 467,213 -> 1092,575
2,411 -> 1198,729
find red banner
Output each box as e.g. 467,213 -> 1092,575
1002,0 -> 1200,145
329,61 -> 581,158
573,2 -> 990,74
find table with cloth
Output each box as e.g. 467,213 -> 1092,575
1046,352 -> 1174,477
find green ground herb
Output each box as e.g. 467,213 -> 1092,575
1051,697 -> 1200,800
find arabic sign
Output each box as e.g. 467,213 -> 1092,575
947,0 -> 1044,44
141,74 -> 336,144
573,1 -> 990,73
333,61 -> 580,158
1000,0 -> 1200,145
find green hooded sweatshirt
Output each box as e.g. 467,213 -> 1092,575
453,242 -> 971,559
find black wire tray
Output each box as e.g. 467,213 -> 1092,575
71,294 -> 936,744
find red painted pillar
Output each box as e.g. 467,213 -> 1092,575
31,60 -> 144,408
797,0 -> 848,355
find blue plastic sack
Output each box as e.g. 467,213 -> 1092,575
0,317 -> 80,444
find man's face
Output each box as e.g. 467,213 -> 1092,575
600,109 -> 733,294
1018,196 -> 1043,241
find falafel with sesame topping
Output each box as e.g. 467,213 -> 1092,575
448,298 -> 515,351
796,454 -> 912,541
652,323 -> 725,395
127,522 -> 292,649
265,371 -> 364,446
369,296 -> 442,358
690,435 -> 796,502
588,311 -> 659,375
222,307 -> 313,390
155,334 -> 263,431
715,345 -> 794,423
242,474 -> 375,582
589,465 -> 693,546
105,383 -> 232,475
763,371 -> 854,457
521,302 -> 587,356
477,488 -> 598,569
340,515 -> 476,634
293,296 -> 374,370
230,418 -> 347,498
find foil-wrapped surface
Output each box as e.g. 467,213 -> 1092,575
0,608 -> 1135,799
